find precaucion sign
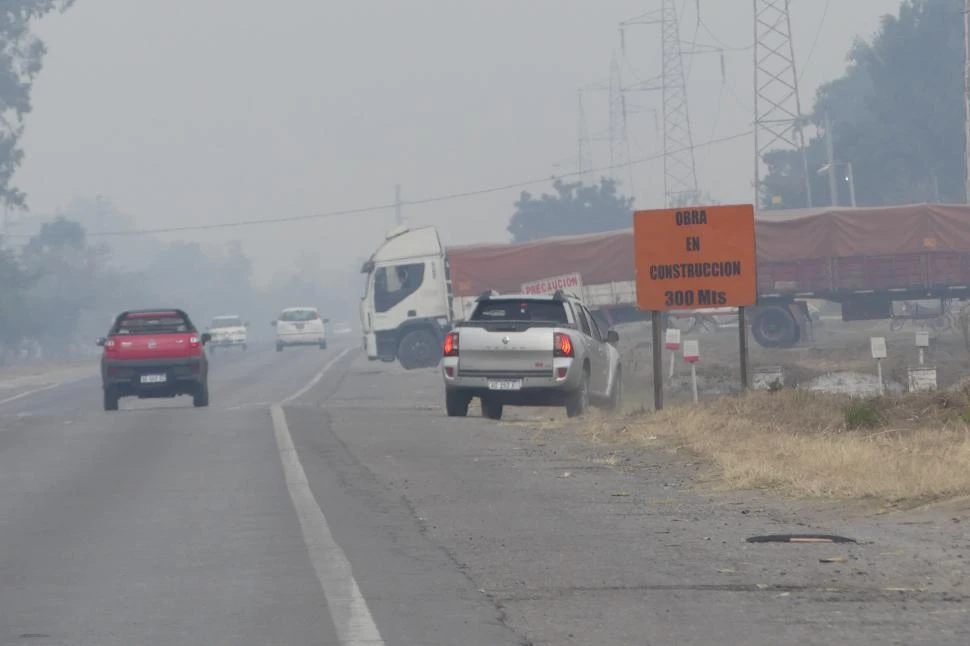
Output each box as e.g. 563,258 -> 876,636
521,272 -> 583,296
633,204 -> 757,311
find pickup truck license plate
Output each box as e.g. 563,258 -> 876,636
488,379 -> 522,391
140,373 -> 167,384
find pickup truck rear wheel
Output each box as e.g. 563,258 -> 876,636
103,387 -> 119,412
481,397 -> 503,420
398,329 -> 439,370
445,390 -> 471,417
605,367 -> 623,412
193,380 -> 210,408
566,371 -> 590,418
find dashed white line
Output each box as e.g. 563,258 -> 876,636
0,382 -> 63,406
271,347 -> 385,645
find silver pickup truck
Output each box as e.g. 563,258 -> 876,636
441,290 -> 623,420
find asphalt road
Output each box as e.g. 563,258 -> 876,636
1,342 -> 967,645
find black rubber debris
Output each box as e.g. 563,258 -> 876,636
746,534 -> 858,544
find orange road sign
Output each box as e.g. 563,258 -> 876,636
633,204 -> 757,310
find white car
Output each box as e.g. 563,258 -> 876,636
273,307 -> 329,352
206,315 -> 249,351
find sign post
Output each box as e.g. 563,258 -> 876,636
683,339 -> 700,403
651,312 -> 664,411
634,204 -> 758,411
870,336 -> 887,394
665,327 -> 682,381
915,331 -> 929,366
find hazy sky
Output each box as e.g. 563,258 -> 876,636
16,0 -> 901,283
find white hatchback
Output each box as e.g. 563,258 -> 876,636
206,314 -> 249,351
273,307 -> 329,352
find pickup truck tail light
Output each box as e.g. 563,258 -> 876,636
189,336 -> 200,349
554,332 -> 573,358
443,331 -> 459,357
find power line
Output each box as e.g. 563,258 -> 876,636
798,0 -> 832,83
14,130 -> 752,239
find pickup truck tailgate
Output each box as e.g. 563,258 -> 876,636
457,324 -> 555,375
110,334 -> 196,359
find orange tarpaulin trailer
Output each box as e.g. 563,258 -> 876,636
446,204 -> 970,298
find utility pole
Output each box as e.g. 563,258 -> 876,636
753,0 -> 812,209
964,0 -> 970,202
824,111 -> 838,206
576,89 -> 595,183
620,0 -> 708,207
393,184 -> 402,226
608,53 -> 635,192
846,162 -> 857,207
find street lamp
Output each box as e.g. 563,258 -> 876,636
817,162 -> 856,207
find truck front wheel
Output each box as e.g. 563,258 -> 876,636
752,306 -> 800,348
397,329 -> 440,370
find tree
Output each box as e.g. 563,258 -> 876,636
0,0 -> 76,207
0,240 -> 31,351
669,190 -> 720,208
21,217 -> 107,356
760,0 -> 964,208
507,177 -> 635,243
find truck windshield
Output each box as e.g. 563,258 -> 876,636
470,299 -> 569,324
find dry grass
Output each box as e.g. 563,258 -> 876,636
584,381 -> 970,503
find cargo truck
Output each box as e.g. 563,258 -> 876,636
359,204 -> 970,369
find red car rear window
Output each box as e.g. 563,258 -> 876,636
112,313 -> 192,335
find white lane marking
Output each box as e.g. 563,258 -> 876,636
282,347 -> 352,404
271,348 -> 385,645
0,382 -> 63,406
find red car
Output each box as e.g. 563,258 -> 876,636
97,309 -> 212,411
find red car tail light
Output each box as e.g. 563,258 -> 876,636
189,336 -> 200,348
554,332 -> 573,358
443,331 -> 459,357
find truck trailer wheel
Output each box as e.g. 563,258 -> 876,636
752,306 -> 800,348
397,329 -> 440,370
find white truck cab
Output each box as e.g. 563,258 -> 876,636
359,226 -> 452,369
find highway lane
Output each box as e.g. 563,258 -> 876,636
286,357 -> 970,646
0,343 -> 521,646
3,341 -> 968,644
0,344 -> 349,646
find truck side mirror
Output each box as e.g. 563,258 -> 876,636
607,329 -> 620,344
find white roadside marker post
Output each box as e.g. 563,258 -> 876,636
683,339 -> 700,404
870,336 -> 887,395
665,328 -> 681,382
915,331 -> 929,366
